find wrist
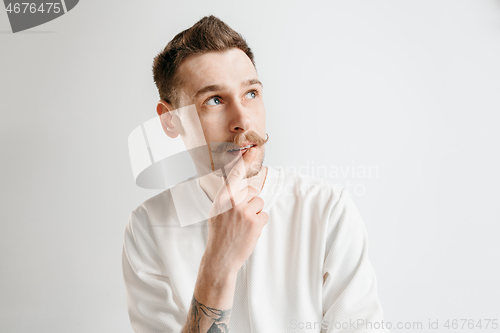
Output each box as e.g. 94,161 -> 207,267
194,255 -> 238,309
199,253 -> 239,283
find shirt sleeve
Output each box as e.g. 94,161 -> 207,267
122,207 -> 185,333
321,189 -> 389,332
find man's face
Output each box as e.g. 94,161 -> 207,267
176,48 -> 267,178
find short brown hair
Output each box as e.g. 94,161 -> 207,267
152,15 -> 255,109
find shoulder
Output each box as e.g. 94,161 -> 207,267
126,188 -> 178,231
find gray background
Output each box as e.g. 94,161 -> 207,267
1,0 -> 499,332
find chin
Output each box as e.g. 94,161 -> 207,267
244,150 -> 265,178
246,164 -> 262,179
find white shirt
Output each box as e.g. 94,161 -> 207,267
122,166 -> 388,332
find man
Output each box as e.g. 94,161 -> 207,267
122,15 -> 388,333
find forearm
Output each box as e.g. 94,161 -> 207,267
181,255 -> 238,333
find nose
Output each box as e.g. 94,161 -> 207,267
228,100 -> 252,133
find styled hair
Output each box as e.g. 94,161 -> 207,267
152,15 -> 255,109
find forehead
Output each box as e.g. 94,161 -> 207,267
177,48 -> 258,98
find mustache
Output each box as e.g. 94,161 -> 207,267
211,131 -> 269,153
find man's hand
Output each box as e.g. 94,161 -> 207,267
205,153 -> 269,276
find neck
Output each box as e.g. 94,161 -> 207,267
198,166 -> 268,203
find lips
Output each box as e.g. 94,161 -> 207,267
227,143 -> 256,152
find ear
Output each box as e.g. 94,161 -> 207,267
157,100 -> 180,138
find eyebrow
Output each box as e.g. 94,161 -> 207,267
193,78 -> 263,100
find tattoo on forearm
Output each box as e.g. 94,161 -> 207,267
182,295 -> 231,333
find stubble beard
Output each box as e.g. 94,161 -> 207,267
211,146 -> 265,179
193,130 -> 269,179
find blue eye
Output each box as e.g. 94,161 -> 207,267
206,97 -> 221,106
246,91 -> 257,99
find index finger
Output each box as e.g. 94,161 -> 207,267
220,153 -> 248,207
